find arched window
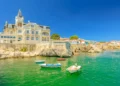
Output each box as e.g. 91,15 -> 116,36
18,23 -> 22,27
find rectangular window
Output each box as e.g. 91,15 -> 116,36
31,25 -> 34,27
26,37 -> 29,40
32,31 -> 34,34
26,30 -> 29,34
10,36 -> 12,38
36,37 -> 39,40
46,27 -> 50,29
36,31 -> 38,34
31,37 -> 34,40
40,26 -> 43,28
1,36 -> 3,38
4,36 -> 6,38
18,30 -> 22,33
18,37 -> 22,41
13,36 -> 16,38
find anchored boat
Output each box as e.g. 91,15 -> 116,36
66,64 -> 81,73
35,60 -> 45,64
40,63 -> 61,68
57,58 -> 65,61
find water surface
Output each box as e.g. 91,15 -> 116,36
0,51 -> 120,86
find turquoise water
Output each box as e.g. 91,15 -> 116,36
0,51 -> 120,86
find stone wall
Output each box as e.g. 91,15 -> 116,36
0,43 -> 36,51
35,42 -> 72,57
0,42 -> 72,59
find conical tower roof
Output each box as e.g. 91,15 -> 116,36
17,9 -> 22,17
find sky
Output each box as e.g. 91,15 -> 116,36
0,0 -> 120,41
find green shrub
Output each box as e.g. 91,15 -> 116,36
51,33 -> 60,40
70,35 -> 79,40
20,47 -> 27,52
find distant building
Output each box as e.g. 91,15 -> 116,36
60,37 -> 87,44
79,40 -> 85,44
110,41 -> 120,45
0,10 -> 50,44
60,38 -> 69,42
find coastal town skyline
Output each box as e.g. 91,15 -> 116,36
0,0 -> 120,41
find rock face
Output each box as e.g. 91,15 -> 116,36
71,42 -> 120,54
71,44 -> 102,53
36,42 -> 72,57
40,48 -> 57,56
0,48 -> 72,59
1,42 -> 120,59
39,48 -> 72,57
88,45 -> 102,53
0,42 -> 72,59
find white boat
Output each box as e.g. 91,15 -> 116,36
66,64 -> 81,73
35,60 -> 45,64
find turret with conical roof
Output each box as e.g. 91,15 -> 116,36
15,9 -> 24,27
4,21 -> 8,29
17,9 -> 22,17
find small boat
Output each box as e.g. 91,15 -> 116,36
66,64 -> 81,73
35,60 -> 45,64
40,63 -> 61,68
57,58 -> 65,61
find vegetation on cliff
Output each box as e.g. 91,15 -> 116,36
70,35 -> 79,40
20,47 -> 28,52
51,34 -> 60,40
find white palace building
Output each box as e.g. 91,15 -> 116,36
0,10 -> 50,44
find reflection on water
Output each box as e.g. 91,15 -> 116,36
0,51 -> 120,86
40,68 -> 62,75
101,50 -> 120,58
79,52 -> 101,58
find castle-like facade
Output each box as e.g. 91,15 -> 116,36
0,10 -> 50,44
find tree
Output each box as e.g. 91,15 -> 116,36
99,41 -> 106,43
70,35 -> 79,40
51,34 -> 60,40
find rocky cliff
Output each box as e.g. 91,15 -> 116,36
0,42 -> 72,59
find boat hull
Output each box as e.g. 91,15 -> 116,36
67,66 -> 81,73
57,58 -> 65,61
40,63 -> 61,68
35,60 -> 45,64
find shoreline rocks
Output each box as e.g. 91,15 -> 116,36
71,44 -> 103,54
0,47 -> 72,59
40,48 -> 72,57
1,42 -> 120,60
